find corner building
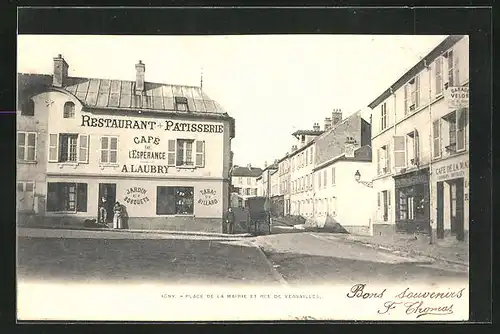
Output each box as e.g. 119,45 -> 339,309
18,55 -> 235,232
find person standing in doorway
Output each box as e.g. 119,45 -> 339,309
99,197 -> 108,226
225,207 -> 235,234
113,201 -> 123,229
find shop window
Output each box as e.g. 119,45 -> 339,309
17,132 -> 37,162
47,182 -> 87,212
397,185 -> 426,222
21,99 -> 35,116
100,136 -> 118,164
156,186 -> 194,215
63,102 -> 75,118
174,96 -> 189,112
48,133 -> 89,163
168,139 -> 205,168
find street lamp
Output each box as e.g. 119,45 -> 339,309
354,170 -> 373,188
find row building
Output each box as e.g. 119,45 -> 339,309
17,55 -> 235,232
369,35 -> 469,243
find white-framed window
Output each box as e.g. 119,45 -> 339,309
393,136 -> 406,169
404,75 -> 420,114
435,57 -> 443,95
433,119 -> 441,159
332,167 -> 336,185
377,145 -> 389,175
380,102 -> 387,131
443,108 -> 468,154
48,133 -> 89,163
17,131 -> 37,162
167,139 -> 206,168
406,130 -> 420,166
100,136 -> 118,164
63,101 -> 75,118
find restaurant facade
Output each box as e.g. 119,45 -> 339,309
18,55 -> 235,232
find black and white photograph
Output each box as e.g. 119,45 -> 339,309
16,29 -> 471,321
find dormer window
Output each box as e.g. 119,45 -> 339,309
301,135 -> 305,143
21,99 -> 35,116
63,102 -> 75,118
175,96 -> 189,112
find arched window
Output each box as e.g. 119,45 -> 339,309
21,99 -> 35,116
63,102 -> 75,118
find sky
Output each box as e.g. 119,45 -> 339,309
18,34 -> 446,168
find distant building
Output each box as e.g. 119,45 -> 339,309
230,163 -> 263,206
277,153 -> 291,215
17,55 -> 235,232
369,35 -> 469,242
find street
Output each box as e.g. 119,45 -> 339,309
17,227 -> 468,286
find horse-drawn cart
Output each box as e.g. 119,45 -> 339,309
246,196 -> 272,235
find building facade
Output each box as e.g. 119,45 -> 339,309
230,164 -> 263,206
369,35 -> 469,242
277,154 -> 291,215
17,55 -> 235,232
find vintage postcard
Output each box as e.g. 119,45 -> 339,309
16,33 -> 469,321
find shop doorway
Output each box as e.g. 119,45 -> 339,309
98,183 -> 116,223
436,181 -> 445,239
449,178 -> 465,241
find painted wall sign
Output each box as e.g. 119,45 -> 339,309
123,187 -> 150,205
394,171 -> 429,189
121,164 -> 168,174
198,188 -> 219,206
81,115 -> 223,133
435,159 -> 469,181
445,86 -> 469,109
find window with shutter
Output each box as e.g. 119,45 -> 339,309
377,192 -> 381,207
447,50 -> 454,86
393,136 -> 406,169
454,54 -> 460,86
377,148 -> 381,174
433,119 -> 441,158
415,75 -> 420,108
404,84 -> 409,114
167,139 -> 176,166
414,130 -> 420,160
195,140 -> 205,167
48,133 -> 58,162
78,135 -> 89,163
17,132 -> 37,162
100,136 -> 118,164
386,144 -> 391,172
435,57 -> 443,95
456,108 -> 467,151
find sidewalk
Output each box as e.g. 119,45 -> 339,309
328,232 -> 469,267
17,224 -> 252,238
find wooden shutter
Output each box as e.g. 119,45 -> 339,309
78,135 -> 89,163
167,140 -> 176,166
377,148 -> 381,174
100,137 -> 109,163
387,190 -> 392,219
386,144 -> 391,172
433,120 -> 441,158
76,183 -> 88,212
48,134 -> 59,162
413,130 -> 420,160
454,52 -> 460,85
110,137 -> 118,163
404,84 -> 408,114
377,192 -> 381,208
393,136 -> 406,169
415,75 -> 420,108
195,140 -> 205,167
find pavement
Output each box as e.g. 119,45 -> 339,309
17,227 -> 468,287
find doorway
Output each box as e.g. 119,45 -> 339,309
98,183 -> 116,223
382,190 -> 388,222
436,181 -> 444,239
449,178 -> 465,241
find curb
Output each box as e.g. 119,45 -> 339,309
18,226 -> 252,239
247,240 -> 289,287
336,235 -> 469,268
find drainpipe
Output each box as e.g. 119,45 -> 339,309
425,60 -> 434,245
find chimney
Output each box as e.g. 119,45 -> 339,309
247,163 -> 252,170
264,161 -> 268,168
135,60 -> 145,93
324,117 -> 332,131
332,108 -> 343,127
345,136 -> 357,158
291,145 -> 297,152
313,123 -> 320,131
53,54 -> 69,87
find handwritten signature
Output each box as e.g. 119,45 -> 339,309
378,301 -> 454,318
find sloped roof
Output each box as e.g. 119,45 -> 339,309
292,129 -> 324,137
17,74 -> 229,115
313,144 -> 372,171
232,166 -> 263,177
